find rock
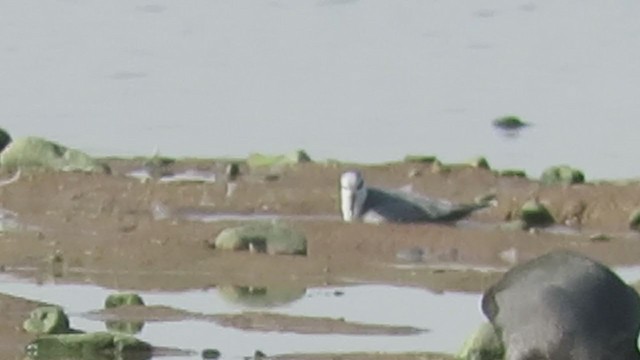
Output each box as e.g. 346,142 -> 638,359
246,150 -> 311,168
457,322 -> 504,360
25,332 -> 152,360
225,162 -> 241,181
498,169 -> 527,178
629,209 -> 640,231
482,250 -> 640,359
218,285 -> 306,308
0,127 -> 12,152
540,165 -> 585,185
403,155 -> 437,163
518,199 -> 554,228
213,222 -> 307,255
0,136 -> 106,173
492,115 -> 529,130
589,233 -> 612,242
466,156 -> 490,170
105,293 -> 145,309
202,348 -> 221,359
23,306 -> 71,335
431,159 -> 450,174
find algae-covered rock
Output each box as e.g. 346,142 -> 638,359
518,199 -> 554,228
105,293 -> 145,309
457,322 -> 504,360
218,285 -> 306,308
202,348 -> 221,359
23,306 -> 70,335
0,136 -> 106,173
467,156 -> 490,170
25,332 -> 152,360
403,155 -> 437,164
492,115 -> 529,130
540,165 -> 585,185
213,222 -> 307,255
246,150 -> 311,168
629,209 -> 640,231
106,320 -> 145,335
498,169 -> 527,178
0,127 -> 11,152
431,159 -> 451,174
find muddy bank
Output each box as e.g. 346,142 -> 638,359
0,293 -> 47,360
88,305 -> 425,336
2,159 -> 640,359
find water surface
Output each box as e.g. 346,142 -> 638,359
1,1 -> 640,179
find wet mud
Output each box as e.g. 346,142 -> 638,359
2,159 -> 640,359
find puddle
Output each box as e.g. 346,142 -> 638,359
151,201 -> 341,223
0,275 -> 484,359
3,263 -> 640,359
128,169 -> 217,184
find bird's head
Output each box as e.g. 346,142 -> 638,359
339,170 -> 367,222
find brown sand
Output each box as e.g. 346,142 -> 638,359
2,159 -> 640,359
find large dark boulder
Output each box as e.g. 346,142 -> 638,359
482,250 -> 640,360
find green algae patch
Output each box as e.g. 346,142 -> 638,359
0,136 -> 106,173
492,115 -> 529,130
540,165 -> 585,185
23,306 -> 71,335
466,156 -> 490,170
213,222 -> 307,255
403,155 -> 438,163
457,322 -> 504,360
25,332 -> 152,360
106,320 -> 145,335
105,293 -> 145,309
246,150 -> 312,168
499,169 -> 527,178
518,199 -> 555,228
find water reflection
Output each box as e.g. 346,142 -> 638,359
4,266 -> 640,359
217,285 -> 306,308
105,319 -> 145,335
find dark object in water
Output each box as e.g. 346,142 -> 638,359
482,250 -> 640,360
492,115 -> 529,130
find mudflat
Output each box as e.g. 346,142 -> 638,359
1,158 -> 640,359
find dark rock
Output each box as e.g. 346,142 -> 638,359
482,250 -> 640,360
492,115 -> 529,130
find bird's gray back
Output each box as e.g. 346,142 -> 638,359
363,187 -> 486,223
362,188 -> 431,223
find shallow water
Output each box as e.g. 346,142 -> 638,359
0,274 -> 483,359
4,264 -> 640,359
2,1 -> 640,179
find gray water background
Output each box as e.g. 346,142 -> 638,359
2,1 -> 640,179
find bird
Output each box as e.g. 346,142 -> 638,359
339,170 -> 491,224
482,250 -> 640,360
